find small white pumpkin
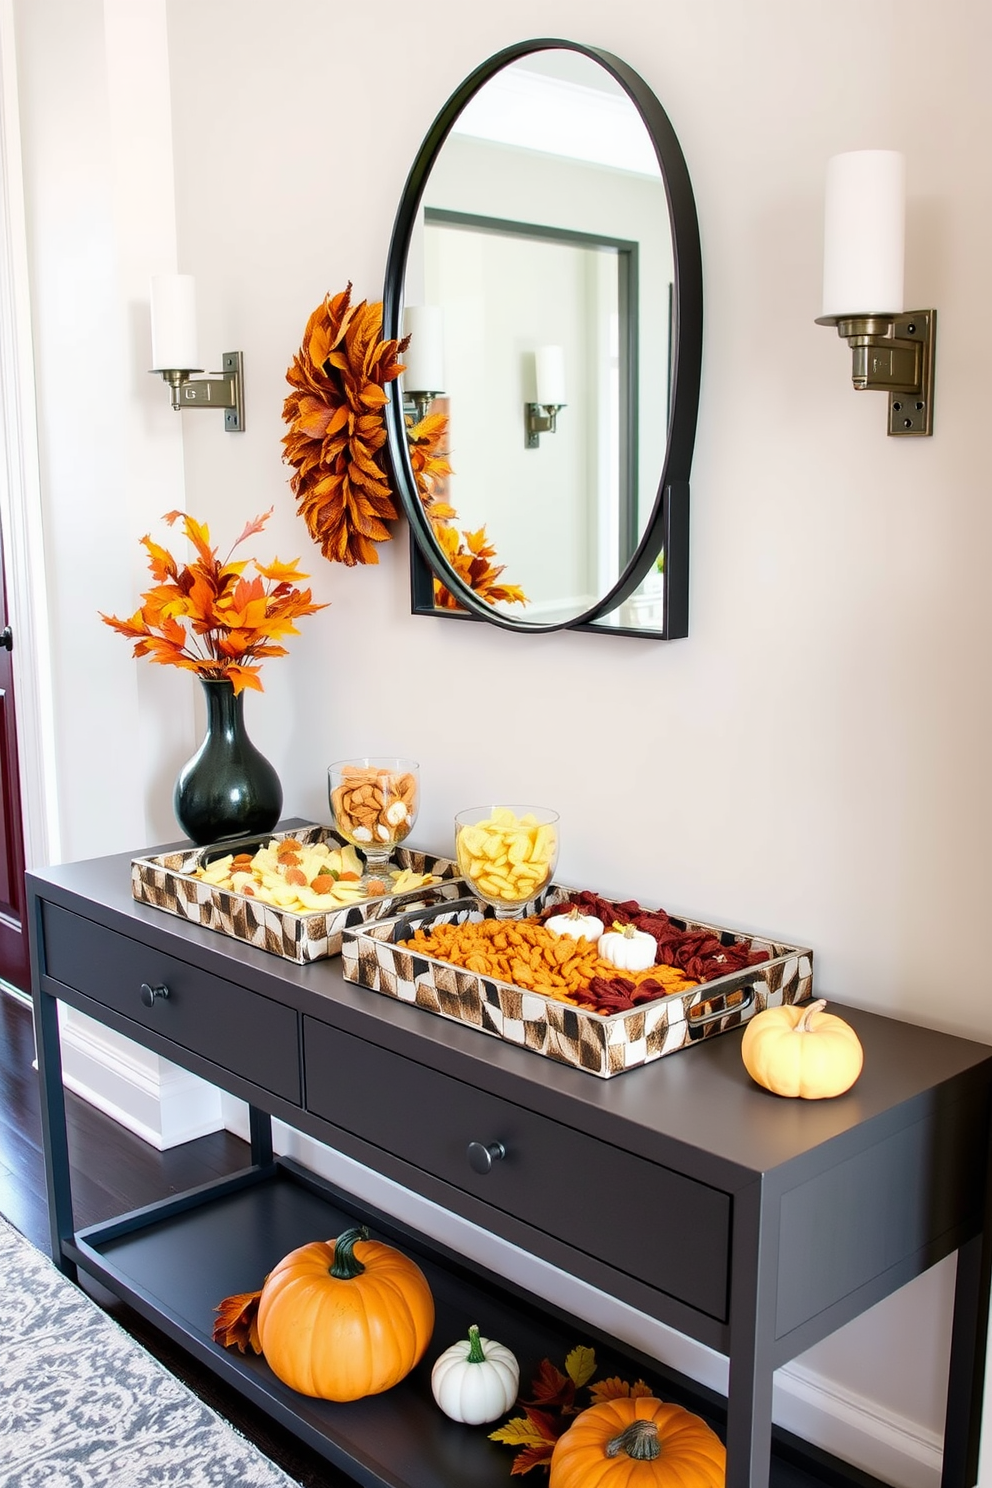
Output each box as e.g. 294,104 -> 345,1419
431,1324 -> 519,1425
598,922 -> 657,973
545,906 -> 605,943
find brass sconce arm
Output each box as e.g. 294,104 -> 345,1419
404,390 -> 443,424
815,309 -> 935,435
154,351 -> 245,431
525,402 -> 566,449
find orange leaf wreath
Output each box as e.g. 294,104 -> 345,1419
100,508 -> 326,694
283,285 -> 406,567
283,286 -> 527,607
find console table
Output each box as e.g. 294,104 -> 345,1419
27,843 -> 992,1488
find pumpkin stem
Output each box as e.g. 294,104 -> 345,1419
329,1225 -> 369,1280
605,1419 -> 662,1461
797,999 -> 828,1033
466,1324 -> 487,1364
610,921 -> 635,938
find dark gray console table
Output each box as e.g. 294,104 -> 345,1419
27,844 -> 992,1488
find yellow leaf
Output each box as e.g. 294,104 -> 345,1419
488,1417 -> 550,1449
565,1345 -> 597,1388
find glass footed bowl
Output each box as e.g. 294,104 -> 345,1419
454,805 -> 559,919
328,757 -> 419,889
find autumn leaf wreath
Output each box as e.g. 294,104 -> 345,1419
282,285 -> 527,608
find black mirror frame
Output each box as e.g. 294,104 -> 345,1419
382,38 -> 702,638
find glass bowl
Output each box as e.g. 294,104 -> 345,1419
328,757 -> 419,888
454,805 -> 559,918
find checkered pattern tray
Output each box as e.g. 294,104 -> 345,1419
341,890 -> 813,1077
131,824 -> 467,963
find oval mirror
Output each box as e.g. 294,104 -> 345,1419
383,39 -> 701,636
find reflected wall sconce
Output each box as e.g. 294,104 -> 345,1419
815,150 -> 935,436
526,345 -> 567,448
149,275 -> 245,432
402,305 -> 446,423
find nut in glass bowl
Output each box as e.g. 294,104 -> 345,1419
454,806 -> 559,918
328,758 -> 419,888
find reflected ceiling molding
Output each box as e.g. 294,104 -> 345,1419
451,67 -> 659,177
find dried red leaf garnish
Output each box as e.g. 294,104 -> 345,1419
540,891 -> 771,985
212,1289 -> 262,1354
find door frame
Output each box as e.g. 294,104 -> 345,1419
0,0 -> 61,874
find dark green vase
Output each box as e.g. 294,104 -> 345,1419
174,677 -> 282,846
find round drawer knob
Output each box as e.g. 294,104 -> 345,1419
140,982 -> 170,1008
467,1140 -> 506,1175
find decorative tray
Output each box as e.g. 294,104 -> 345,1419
131,824 -> 467,963
341,889 -> 813,1077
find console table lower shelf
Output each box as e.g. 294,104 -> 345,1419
68,1156 -> 889,1488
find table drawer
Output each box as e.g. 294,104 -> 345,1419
42,903 -> 301,1104
304,1018 -> 730,1320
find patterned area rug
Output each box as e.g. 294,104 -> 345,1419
0,1215 -> 298,1487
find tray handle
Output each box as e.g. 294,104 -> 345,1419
686,984 -> 755,1035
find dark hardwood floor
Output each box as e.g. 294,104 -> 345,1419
0,987 -> 354,1487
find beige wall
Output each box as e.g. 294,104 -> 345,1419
11,0 -> 992,1481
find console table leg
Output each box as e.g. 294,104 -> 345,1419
942,1223 -> 992,1486
248,1105 -> 274,1167
726,1180 -> 776,1488
32,989 -> 76,1277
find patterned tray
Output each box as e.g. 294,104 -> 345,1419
341,890 -> 813,1077
131,824 -> 467,963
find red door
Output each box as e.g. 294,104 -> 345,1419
0,519 -> 29,991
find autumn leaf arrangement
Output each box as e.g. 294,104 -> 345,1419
282,284 -> 527,608
489,1344 -> 658,1474
100,508 -> 325,694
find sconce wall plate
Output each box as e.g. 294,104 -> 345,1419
525,402 -> 565,448
816,308 -> 935,436
155,351 -> 245,431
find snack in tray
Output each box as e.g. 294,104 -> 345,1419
455,807 -> 558,906
330,764 -> 418,847
397,890 -> 772,1016
194,837 -> 436,914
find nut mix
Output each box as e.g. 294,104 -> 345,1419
330,765 -> 418,847
194,837 -> 435,915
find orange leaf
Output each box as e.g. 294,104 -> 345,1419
212,1289 -> 263,1353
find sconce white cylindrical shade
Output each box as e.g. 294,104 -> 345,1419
402,305 -> 445,391
822,150 -> 905,318
535,345 -> 566,405
150,274 -> 200,370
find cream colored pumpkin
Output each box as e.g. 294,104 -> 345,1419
597,922 -> 656,973
741,999 -> 863,1099
545,907 -> 605,943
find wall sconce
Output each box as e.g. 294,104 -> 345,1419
149,274 -> 245,432
526,345 -> 567,448
402,305 -> 445,422
815,151 -> 935,436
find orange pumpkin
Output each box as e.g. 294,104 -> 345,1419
549,1396 -> 725,1488
256,1225 -> 434,1400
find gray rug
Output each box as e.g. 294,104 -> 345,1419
0,1215 -> 298,1487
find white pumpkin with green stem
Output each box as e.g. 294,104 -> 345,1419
431,1324 -> 519,1424
597,922 -> 657,973
545,906 -> 605,943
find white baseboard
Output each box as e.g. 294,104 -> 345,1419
59,1007 -> 224,1151
220,1098 -> 939,1488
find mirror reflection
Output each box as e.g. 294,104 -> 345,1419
400,48 -> 675,629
